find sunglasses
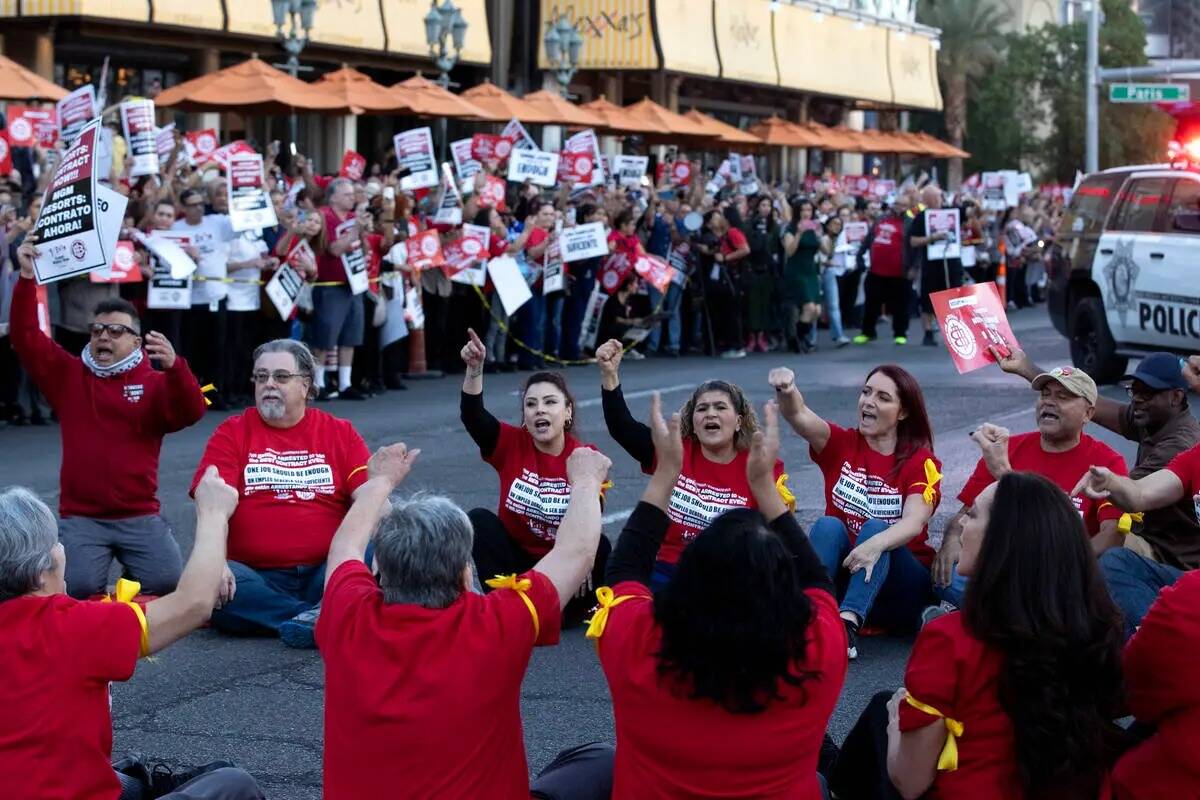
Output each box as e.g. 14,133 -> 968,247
251,370 -> 310,385
89,323 -> 139,339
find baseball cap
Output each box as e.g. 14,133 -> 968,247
1031,366 -> 1098,405
1121,352 -> 1188,391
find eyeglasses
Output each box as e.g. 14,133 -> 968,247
1122,382 -> 1165,401
89,323 -> 139,339
251,370 -> 310,385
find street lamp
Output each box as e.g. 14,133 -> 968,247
271,0 -> 316,147
424,0 -> 466,163
543,14 -> 583,96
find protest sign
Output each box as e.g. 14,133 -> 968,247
336,218 -> 369,295
406,228 -> 445,272
443,232 -> 485,277
394,127 -> 438,190
265,263 -> 305,320
209,140 -> 255,172
1014,172 -> 1033,194
929,282 -> 1018,374
479,175 -> 507,210
450,223 -> 491,286
635,254 -> 676,293
56,85 -> 96,144
434,163 -> 463,226
381,290 -> 409,346
502,118 -> 538,151
450,138 -> 481,187
0,133 -> 9,175
869,178 -> 896,198
612,155 -> 649,187
90,240 -> 142,283
8,106 -> 56,148
227,153 -> 278,232
155,124 -> 176,163
844,221 -> 869,244
339,150 -> 366,180
144,231 -> 195,308
118,98 -> 158,177
487,254 -> 532,316
578,283 -> 607,351
471,133 -> 513,163
564,129 -> 604,186
286,238 -> 315,273
185,129 -> 219,164
598,252 -> 635,294
507,148 -> 559,187
659,159 -> 692,186
737,155 -> 759,195
558,152 -> 594,186
925,208 -> 961,261
543,229 -> 564,294
561,222 -> 608,262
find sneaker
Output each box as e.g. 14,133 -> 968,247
150,760 -> 234,796
337,386 -> 368,401
852,334 -> 873,345
720,349 -> 746,359
920,601 -> 957,628
113,752 -> 152,790
894,336 -> 907,345
922,331 -> 936,347
279,604 -> 320,649
626,349 -> 646,360
844,619 -> 859,661
834,336 -> 852,347
316,386 -> 339,402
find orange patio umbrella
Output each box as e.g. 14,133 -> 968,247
522,90 -> 605,128
461,81 -> 557,124
155,56 -> 345,114
313,66 -> 404,114
623,98 -> 714,138
682,109 -> 761,147
911,131 -> 970,159
799,122 -> 859,152
580,95 -> 662,135
0,54 -> 67,102
390,74 -> 501,121
748,116 -> 822,147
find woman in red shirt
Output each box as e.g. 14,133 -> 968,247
598,340 -> 790,590
833,472 -> 1126,800
607,208 -> 644,260
772,364 -> 940,660
591,395 -> 846,799
459,328 -> 610,624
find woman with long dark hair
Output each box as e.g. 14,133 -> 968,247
782,198 -> 823,353
834,472 -> 1126,800
590,394 -> 847,798
772,363 -> 940,659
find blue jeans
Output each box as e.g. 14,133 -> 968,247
647,282 -> 683,353
809,516 -> 934,632
821,268 -> 845,341
544,292 -> 565,361
934,563 -> 968,607
517,293 -> 546,369
1099,548 -> 1184,639
650,560 -> 675,593
210,560 -> 326,636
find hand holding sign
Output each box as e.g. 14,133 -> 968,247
928,282 -> 1019,374
16,239 -> 37,279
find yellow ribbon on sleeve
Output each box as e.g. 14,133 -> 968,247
1117,512 -> 1144,535
484,574 -> 540,640
584,586 -> 646,640
101,578 -> 151,658
904,694 -> 963,771
916,458 -> 943,506
200,383 -> 217,408
775,473 -> 796,511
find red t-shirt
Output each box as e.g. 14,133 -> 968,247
650,439 -> 785,565
0,595 -> 141,800
811,423 -> 941,565
898,612 -> 1019,800
316,205 -> 353,282
365,231 -> 384,295
1113,571 -> 1200,799
597,582 -> 846,798
525,226 -> 549,254
1165,441 -> 1200,510
316,562 -> 560,800
191,408 -> 371,568
869,216 -> 905,278
720,227 -> 749,260
958,432 -> 1126,536
608,230 -> 642,259
484,423 -> 601,557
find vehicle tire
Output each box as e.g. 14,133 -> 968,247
1068,296 -> 1126,384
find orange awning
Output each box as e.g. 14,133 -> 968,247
580,96 -> 663,135
911,131 -> 970,159
155,57 -> 345,114
390,75 -> 501,121
748,116 -> 822,148
522,90 -> 606,128
802,122 -> 862,152
461,81 -> 557,124
0,54 -> 67,102
313,67 -> 401,114
623,98 -> 714,138
682,110 -> 761,146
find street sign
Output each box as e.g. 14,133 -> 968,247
1109,83 -> 1190,103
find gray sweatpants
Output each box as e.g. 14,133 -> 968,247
59,514 -> 183,599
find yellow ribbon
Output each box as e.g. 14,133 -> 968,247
775,473 -> 796,511
904,694 -> 963,771
484,574 -> 540,640
585,586 -> 646,640
1118,512 -> 1144,536
916,458 -> 943,506
101,578 -> 151,658
200,383 -> 217,408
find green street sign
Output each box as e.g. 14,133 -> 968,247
1109,83 -> 1190,103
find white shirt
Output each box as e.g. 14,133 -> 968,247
171,214 -> 236,306
226,231 -> 267,312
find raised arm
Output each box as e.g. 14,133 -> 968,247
598,339 -> 655,468
991,345 -> 1126,434
534,448 -> 611,609
11,240 -> 75,390
459,328 -> 501,458
1073,465 -> 1186,513
769,367 -> 832,453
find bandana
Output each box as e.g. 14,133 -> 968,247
82,345 -> 144,378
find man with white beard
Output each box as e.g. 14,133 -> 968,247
191,339 -> 370,648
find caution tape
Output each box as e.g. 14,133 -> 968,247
187,274 -> 386,288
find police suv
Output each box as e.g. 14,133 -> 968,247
1047,156 -> 1200,383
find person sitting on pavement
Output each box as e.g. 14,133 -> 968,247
833,472 -> 1127,800
11,240 -> 207,600
191,338 -> 370,648
597,340 -> 790,590
590,394 -> 846,799
316,441 -> 616,800
992,349 -> 1200,635
596,274 -> 648,358
772,364 -> 941,660
1111,570 -> 1200,799
932,365 -> 1127,611
460,328 -> 611,626
0,477 -> 265,800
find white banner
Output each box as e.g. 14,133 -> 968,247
451,223 -> 491,287
144,230 -> 194,309
119,98 -> 159,177
926,208 -> 962,261
487,254 -> 532,316
56,84 -> 96,144
502,118 -> 538,151
560,222 -> 609,262
507,148 -> 560,187
395,127 -> 438,190
434,162 -> 463,226
565,129 -> 604,187
265,263 -> 305,320
450,137 -> 481,188
337,217 -> 369,295
612,155 -> 649,187
227,153 -> 278,232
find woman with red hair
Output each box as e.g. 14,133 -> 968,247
771,364 -> 941,660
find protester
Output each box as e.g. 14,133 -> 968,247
833,472 -> 1126,800
744,194 -> 780,354
11,240 -> 207,599
316,440 -> 615,799
818,215 -> 852,347
509,200 -> 557,371
642,191 -> 685,357
192,339 -> 370,648
906,186 -> 962,347
854,198 -> 912,345
0,479 -> 265,799
460,328 -> 611,624
782,198 -> 823,353
596,274 -> 648,354
701,208 -> 749,358
772,364 -> 940,659
311,177 -> 368,401
560,203 -> 607,362
598,340 -> 788,589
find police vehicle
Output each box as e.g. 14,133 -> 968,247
1047,143 -> 1200,383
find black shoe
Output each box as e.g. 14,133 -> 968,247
922,331 -> 936,347
316,387 -> 339,402
150,761 -> 234,796
338,386 -> 368,401
113,752 -> 152,790
844,619 -> 860,661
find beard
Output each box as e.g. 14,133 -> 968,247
258,397 -> 287,420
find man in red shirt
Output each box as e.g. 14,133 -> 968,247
855,197 -> 912,344
933,366 -> 1126,607
11,241 -> 207,599
311,177 -> 368,401
316,441 -> 615,799
192,338 -> 370,648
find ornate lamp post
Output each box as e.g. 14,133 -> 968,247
543,14 -> 583,96
270,0 -> 316,145
424,0 -> 467,160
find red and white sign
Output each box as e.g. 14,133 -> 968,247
564,129 -> 603,186
90,240 -> 142,283
844,175 -> 872,196
670,160 -> 693,185
119,98 -> 159,177
209,140 -> 255,171
478,174 -> 506,210
184,129 -> 220,163
442,228 -> 488,277
558,151 -> 594,185
634,253 -> 676,293
450,137 -> 481,185
406,228 -> 444,271
0,132 -> 11,175
155,124 -> 177,162
598,252 -> 635,294
339,150 -> 366,180
501,118 -> 537,151
844,221 -> 869,243
394,127 -> 438,190
928,282 -> 1018,374
7,106 -> 57,148
470,133 -> 513,163
56,85 -> 97,143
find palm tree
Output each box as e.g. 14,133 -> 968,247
917,0 -> 1011,188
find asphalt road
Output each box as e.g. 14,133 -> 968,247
0,307 -> 1143,799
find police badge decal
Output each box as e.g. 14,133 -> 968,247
1103,239 -> 1139,326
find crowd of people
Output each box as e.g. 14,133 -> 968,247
0,125 -> 1197,800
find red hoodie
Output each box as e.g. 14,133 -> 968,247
11,276 -> 207,519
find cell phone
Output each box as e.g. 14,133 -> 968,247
384,187 -> 395,201
289,142 -> 298,157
